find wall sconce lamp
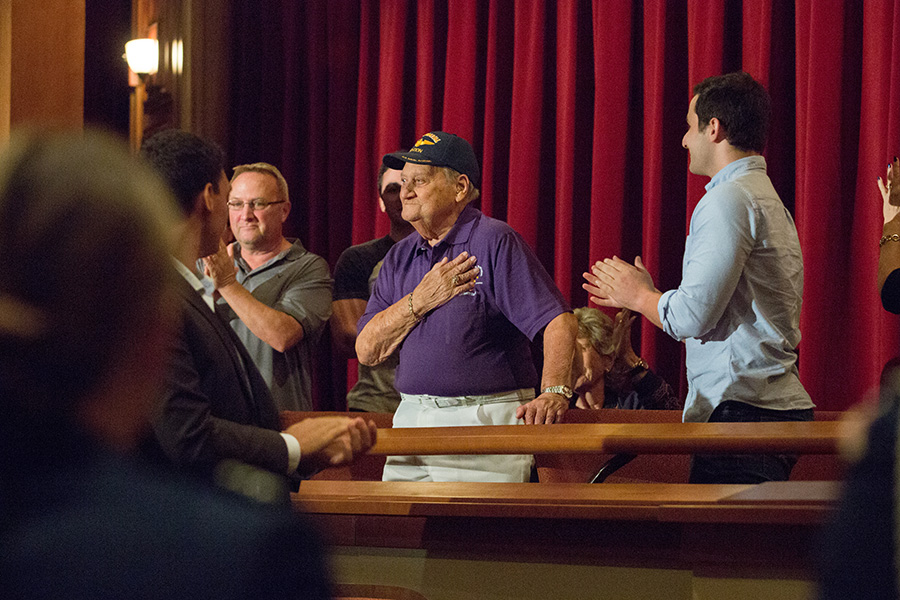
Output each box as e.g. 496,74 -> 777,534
124,38 -> 158,81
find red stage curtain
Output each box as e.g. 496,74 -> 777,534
228,0 -> 900,412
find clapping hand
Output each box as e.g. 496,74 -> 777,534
606,309 -> 639,389
202,240 -> 238,290
878,156 -> 900,225
583,256 -> 654,310
286,416 -> 377,472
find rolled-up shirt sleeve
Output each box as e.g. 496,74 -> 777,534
658,183 -> 754,341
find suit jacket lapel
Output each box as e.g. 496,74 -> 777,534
175,277 -> 257,405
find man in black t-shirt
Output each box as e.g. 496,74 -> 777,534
332,159 -> 414,412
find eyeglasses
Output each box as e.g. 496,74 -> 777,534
227,200 -> 286,211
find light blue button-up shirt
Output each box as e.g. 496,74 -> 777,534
658,156 -> 813,422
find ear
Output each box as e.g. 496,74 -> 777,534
190,183 -> 215,217
455,174 -> 471,203
378,198 -> 387,213
707,117 -> 727,143
279,200 -> 291,223
201,182 -> 218,213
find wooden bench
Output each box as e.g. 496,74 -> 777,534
282,411 -> 393,481
282,409 -> 847,483
537,409 -> 846,483
293,479 -> 839,600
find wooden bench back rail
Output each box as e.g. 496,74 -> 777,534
281,410 -> 847,483
292,480 -> 839,524
353,422 -> 846,456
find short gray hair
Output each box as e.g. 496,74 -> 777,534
232,162 -> 290,204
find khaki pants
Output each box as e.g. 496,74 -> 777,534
382,388 -> 535,482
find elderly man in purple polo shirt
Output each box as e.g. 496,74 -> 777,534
356,131 -> 577,482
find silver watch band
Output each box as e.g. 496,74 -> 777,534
541,385 -> 573,398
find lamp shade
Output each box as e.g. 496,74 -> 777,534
125,39 -> 158,75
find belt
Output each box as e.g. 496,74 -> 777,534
399,388 -> 535,408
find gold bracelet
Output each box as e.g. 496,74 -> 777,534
881,234 -> 900,247
628,358 -> 648,375
407,292 -> 421,322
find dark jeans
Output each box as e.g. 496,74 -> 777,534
688,400 -> 814,484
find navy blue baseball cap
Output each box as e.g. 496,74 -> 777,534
383,131 -> 481,189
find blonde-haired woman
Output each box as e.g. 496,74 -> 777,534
572,307 -> 681,410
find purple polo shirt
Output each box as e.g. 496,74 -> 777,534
358,204 -> 570,396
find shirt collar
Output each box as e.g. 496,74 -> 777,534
414,204 -> 479,254
172,258 -> 215,310
706,155 -> 766,192
172,257 -> 204,291
234,238 -> 302,272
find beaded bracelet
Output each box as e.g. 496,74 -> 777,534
880,234 -> 900,247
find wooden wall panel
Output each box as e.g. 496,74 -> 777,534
5,0 -> 85,133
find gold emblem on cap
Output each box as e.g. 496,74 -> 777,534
414,132 -> 441,147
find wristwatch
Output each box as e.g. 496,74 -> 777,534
541,385 -> 573,399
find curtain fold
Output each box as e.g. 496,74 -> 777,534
554,0 -> 578,297
795,0 -> 859,409
507,0 -> 547,251
415,0 -> 438,140
590,0 -> 631,286
442,0 -> 479,141
860,1 -> 900,383
743,0 -> 773,83
373,0 -> 407,240
686,0 -> 726,220
228,0 -> 900,411
351,0 -> 378,248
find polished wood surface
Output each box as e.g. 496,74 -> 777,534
295,467 -> 840,595
280,410 -> 846,483
365,421 -> 848,456
293,480 -> 836,523
296,479 -> 838,595
4,0 -> 85,135
719,480 -> 840,504
333,583 -> 429,600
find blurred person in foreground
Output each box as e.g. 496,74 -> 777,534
572,307 -> 681,411
0,131 -> 332,599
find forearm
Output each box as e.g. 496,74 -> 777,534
331,299 -> 367,357
539,312 -> 577,389
217,282 -> 304,352
155,382 -> 289,475
635,289 -> 663,329
356,293 -> 421,366
516,312 -> 577,425
209,416 -> 290,474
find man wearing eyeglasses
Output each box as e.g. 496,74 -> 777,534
202,162 -> 332,412
141,132 -> 373,496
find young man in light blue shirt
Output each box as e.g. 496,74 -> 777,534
584,71 -> 814,484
